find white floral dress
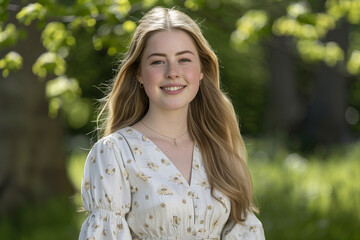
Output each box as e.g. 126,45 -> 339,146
79,127 -> 265,240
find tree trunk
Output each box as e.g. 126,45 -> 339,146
302,22 -> 350,149
0,2 -> 72,215
266,36 -> 303,137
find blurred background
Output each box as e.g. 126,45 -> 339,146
1,0 -> 359,239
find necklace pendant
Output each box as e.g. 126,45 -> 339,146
140,121 -> 186,148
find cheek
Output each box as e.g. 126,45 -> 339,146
141,68 -> 162,84
185,65 -> 203,82
140,69 -> 162,98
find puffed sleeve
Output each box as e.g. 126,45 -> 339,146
79,136 -> 132,240
221,212 -> 265,240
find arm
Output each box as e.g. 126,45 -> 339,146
79,136 -> 132,240
221,212 -> 265,240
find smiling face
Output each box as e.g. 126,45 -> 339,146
137,29 -> 203,113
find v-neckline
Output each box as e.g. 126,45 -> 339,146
129,127 -> 195,187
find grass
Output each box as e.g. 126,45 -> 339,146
1,139 -> 359,239
247,138 -> 360,240
0,195 -> 86,240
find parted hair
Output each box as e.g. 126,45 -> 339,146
97,7 -> 258,223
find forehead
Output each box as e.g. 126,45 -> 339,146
143,29 -> 198,55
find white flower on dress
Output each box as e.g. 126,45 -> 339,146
104,140 -> 114,150
161,158 -> 170,166
105,164 -> 116,175
147,161 -> 159,171
169,174 -> 183,185
171,216 -> 181,226
103,228 -> 109,237
130,185 -> 139,193
250,225 -> 258,232
192,160 -> 199,170
137,172 -> 150,182
92,224 -> 100,230
157,185 -> 173,195
198,180 -> 210,189
133,145 -> 142,155
84,178 -> 91,190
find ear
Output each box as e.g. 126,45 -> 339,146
137,76 -> 143,84
136,70 -> 143,84
199,72 -> 204,81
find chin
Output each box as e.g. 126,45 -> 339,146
162,103 -> 190,111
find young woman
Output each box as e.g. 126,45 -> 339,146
79,7 -> 265,240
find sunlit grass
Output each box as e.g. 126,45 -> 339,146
248,139 -> 360,240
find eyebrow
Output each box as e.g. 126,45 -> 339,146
146,50 -> 195,59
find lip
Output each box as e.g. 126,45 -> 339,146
160,84 -> 186,95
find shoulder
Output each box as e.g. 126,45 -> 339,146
222,212 -> 265,240
244,212 -> 264,233
84,128 -> 134,177
91,127 -> 133,150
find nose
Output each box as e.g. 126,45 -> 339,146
165,62 -> 180,79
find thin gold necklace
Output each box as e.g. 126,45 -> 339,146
141,120 -> 187,147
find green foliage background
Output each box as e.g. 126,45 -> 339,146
3,0 -> 360,136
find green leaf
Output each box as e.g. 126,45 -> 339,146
46,76 -> 84,120
142,0 -> 158,8
0,23 -> 19,48
297,39 -> 324,63
45,75 -> 81,98
48,97 -> 62,119
41,22 -> 76,52
123,20 -> 136,33
16,3 -> 47,26
347,50 -> 360,75
0,51 -> 23,77
32,52 -> 66,78
324,42 -> 344,67
231,9 -> 268,46
107,0 -> 131,19
287,2 -> 310,18
184,0 -> 199,11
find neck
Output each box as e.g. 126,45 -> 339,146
142,106 -> 188,136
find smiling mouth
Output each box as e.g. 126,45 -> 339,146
161,86 -> 186,91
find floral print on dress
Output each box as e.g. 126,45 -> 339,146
157,185 -> 173,195
146,161 -> 159,171
161,158 -> 170,166
79,127 -> 265,240
169,173 -> 183,185
105,164 -> 116,175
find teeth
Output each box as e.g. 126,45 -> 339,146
163,86 -> 183,91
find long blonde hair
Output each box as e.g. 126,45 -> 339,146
98,7 -> 258,223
